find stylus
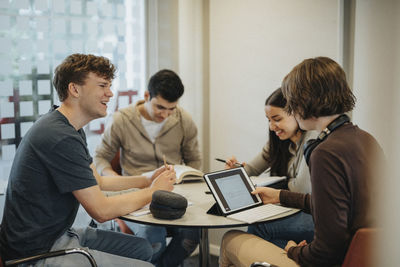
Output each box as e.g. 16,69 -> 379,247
215,158 -> 243,167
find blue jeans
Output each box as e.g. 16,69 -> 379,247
126,222 -> 200,267
248,211 -> 314,249
35,227 -> 153,267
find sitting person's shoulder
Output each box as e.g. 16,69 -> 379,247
112,103 -> 137,122
175,106 -> 195,122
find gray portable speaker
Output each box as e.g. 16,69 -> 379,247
150,190 -> 188,220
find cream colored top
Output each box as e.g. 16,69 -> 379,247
244,131 -> 318,194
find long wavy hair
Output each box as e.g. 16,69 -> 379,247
265,88 -> 301,176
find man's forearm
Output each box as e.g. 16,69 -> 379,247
100,175 -> 150,191
101,166 -> 120,176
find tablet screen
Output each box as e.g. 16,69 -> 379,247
204,168 -> 262,215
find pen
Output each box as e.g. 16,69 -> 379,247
215,158 -> 243,167
163,155 -> 168,169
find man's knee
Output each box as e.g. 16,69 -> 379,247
136,240 -> 154,262
182,238 -> 198,253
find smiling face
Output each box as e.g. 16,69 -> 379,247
144,93 -> 178,123
75,72 -> 113,120
265,105 -> 299,142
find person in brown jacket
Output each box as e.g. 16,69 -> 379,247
94,69 -> 201,267
219,57 -> 384,267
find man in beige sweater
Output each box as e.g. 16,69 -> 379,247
94,69 -> 201,267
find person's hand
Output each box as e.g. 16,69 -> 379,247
251,187 -> 280,204
148,165 -> 172,185
150,167 -> 176,192
298,240 -> 308,247
284,240 -> 307,252
225,156 -> 246,169
284,240 -> 298,252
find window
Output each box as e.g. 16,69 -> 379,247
0,0 -> 146,190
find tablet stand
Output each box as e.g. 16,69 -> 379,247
206,202 -> 224,216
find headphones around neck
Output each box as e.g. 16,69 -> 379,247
303,114 -> 350,165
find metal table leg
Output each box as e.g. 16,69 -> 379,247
199,228 -> 210,267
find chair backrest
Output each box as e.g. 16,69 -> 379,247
342,228 -> 377,267
4,248 -> 97,267
110,150 -> 122,175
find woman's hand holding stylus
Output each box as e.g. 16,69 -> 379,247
224,156 -> 246,169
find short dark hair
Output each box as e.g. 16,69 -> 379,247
281,57 -> 356,119
53,54 -> 116,102
147,69 -> 184,102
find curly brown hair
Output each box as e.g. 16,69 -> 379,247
53,54 -> 116,102
281,57 -> 356,119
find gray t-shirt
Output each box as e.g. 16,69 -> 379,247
0,108 -> 97,260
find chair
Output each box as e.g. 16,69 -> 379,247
341,227 -> 377,267
249,227 -> 377,267
1,247 -> 97,267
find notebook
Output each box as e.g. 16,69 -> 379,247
203,167 -> 294,223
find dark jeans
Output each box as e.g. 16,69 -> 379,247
35,227 -> 153,267
248,211 -> 314,249
127,222 -> 200,267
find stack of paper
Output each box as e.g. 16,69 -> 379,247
250,174 -> 286,187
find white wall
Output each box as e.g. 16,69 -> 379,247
207,0 -> 342,254
209,0 -> 342,172
351,0 -> 400,265
352,0 -> 398,152
178,0 -> 206,168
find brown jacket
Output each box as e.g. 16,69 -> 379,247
280,123 -> 383,266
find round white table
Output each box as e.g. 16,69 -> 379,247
121,180 -> 299,267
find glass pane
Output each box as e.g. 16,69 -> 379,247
0,16 -> 10,31
19,60 -> 32,74
38,80 -> 51,95
71,0 -> 82,15
35,0 -> 48,11
16,16 -> 29,31
38,100 -> 51,115
0,57 -> 11,75
52,1 -> 65,13
71,19 -> 83,34
0,81 -> 13,97
2,145 -> 16,161
0,102 -> 14,118
1,124 -> 15,139
20,101 -> 33,116
19,81 -> 32,95
21,121 -> 34,137
53,18 -> 66,34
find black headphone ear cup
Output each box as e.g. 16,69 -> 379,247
303,139 -> 320,166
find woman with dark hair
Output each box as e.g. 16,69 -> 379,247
225,88 -> 316,248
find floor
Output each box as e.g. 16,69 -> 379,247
183,254 -> 219,267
